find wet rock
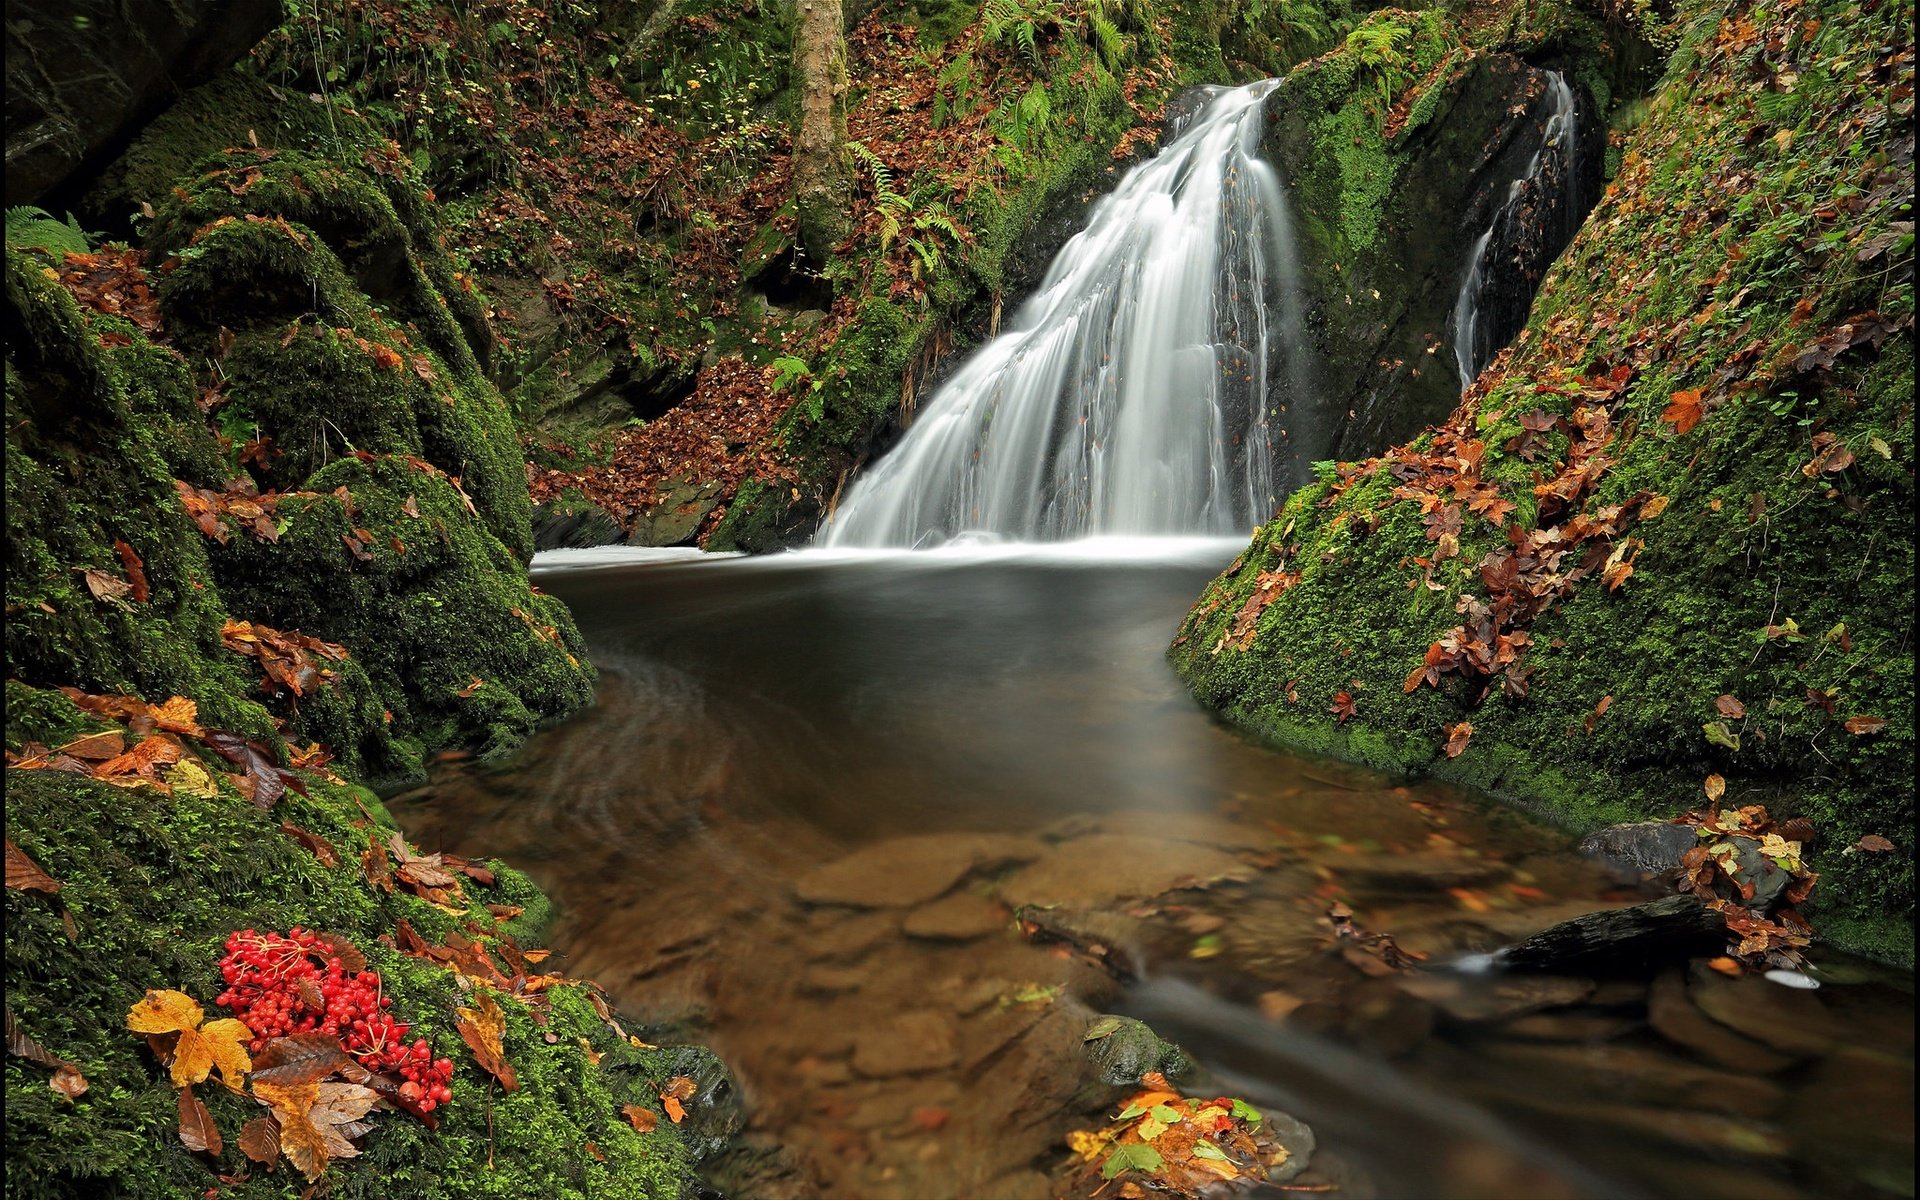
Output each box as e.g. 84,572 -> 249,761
805,910 -> 898,963
1335,853 -> 1509,891
530,500 -> 624,550
981,1169 -> 1053,1200
1793,1043 -> 1916,1197
1395,972 -> 1594,1023
801,965 -> 867,996
1081,1015 -> 1191,1084
903,892 -> 1009,941
628,474 -> 725,548
795,833 -> 1044,908
1263,1109 -> 1318,1185
611,1043 -> 743,1162
995,834 -> 1251,909
1013,906 -> 1148,978
1480,1040 -> 1786,1119
1646,968 -> 1798,1073
1499,1011 -> 1642,1042
851,1011 -> 959,1077
5,0 -> 282,206
1493,895 -> 1727,975
1578,821 -> 1698,878
1685,962 -> 1841,1056
1719,835 -> 1791,909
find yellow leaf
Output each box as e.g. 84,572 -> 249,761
127,989 -> 203,1035
253,1080 -> 330,1182
164,758 -> 220,799
1068,1129 -> 1114,1162
198,1018 -> 254,1090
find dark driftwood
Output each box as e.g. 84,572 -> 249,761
1495,895 -> 1727,976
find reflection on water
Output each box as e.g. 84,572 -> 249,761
392,543 -> 1914,1200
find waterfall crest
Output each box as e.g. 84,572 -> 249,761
822,81 -> 1309,548
1448,72 -> 1582,391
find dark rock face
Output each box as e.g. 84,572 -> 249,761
1495,896 -> 1729,975
1259,53 -> 1608,467
1580,821 -> 1700,878
5,0 -> 283,207
530,502 -> 625,551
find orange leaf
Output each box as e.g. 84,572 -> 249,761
1661,389 -> 1704,434
622,1104 -> 658,1133
454,990 -> 518,1091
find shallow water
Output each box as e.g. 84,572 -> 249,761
392,543 -> 1914,1200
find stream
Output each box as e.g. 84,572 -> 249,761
391,542 -> 1914,1200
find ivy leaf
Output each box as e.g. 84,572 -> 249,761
1101,1142 -> 1165,1179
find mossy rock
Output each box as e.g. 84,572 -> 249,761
1176,0 -> 1915,964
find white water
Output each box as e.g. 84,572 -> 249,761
823,81 -> 1312,548
1449,71 -> 1579,391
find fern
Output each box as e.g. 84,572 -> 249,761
984,0 -> 1064,68
5,206 -> 91,256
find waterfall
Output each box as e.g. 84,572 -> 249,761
822,81 -> 1311,548
1448,71 -> 1581,391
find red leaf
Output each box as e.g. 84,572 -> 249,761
113,540 -> 150,603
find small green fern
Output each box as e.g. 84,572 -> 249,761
5,206 -> 92,256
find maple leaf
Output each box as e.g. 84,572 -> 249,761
126,989 -> 252,1089
1329,691 -> 1356,723
1661,389 -> 1704,434
5,840 -> 62,893
455,989 -> 519,1091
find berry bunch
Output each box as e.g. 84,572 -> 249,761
217,928 -> 455,1111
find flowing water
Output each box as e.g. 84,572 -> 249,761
393,545 -> 1914,1200
823,82 -> 1315,547
1449,71 -> 1582,390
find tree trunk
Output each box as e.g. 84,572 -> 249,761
791,0 -> 851,266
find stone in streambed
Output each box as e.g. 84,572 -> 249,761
795,833 -> 1044,908
1646,968 -> 1798,1072
1394,972 -> 1594,1023
851,1010 -> 959,1077
904,892 -> 1008,941
1579,821 -> 1699,878
995,834 -> 1250,909
1081,1015 -> 1190,1084
1334,853 -> 1509,891
1493,894 -> 1727,975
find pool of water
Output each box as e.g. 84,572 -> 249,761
390,542 -> 1914,1200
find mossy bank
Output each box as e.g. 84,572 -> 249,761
5,101 -> 721,1195
1174,0 -> 1915,964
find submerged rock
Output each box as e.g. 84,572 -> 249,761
995,834 -> 1251,909
1494,895 -> 1728,975
795,833 -> 1043,908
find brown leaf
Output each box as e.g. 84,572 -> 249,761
1329,691 -> 1356,724
5,840 -> 62,893
1703,774 -> 1726,803
1843,715 -> 1887,735
240,1116 -> 281,1167
1713,694 -> 1746,719
362,840 -> 395,894
1854,834 -> 1896,853
280,823 -> 340,868
50,1064 -> 89,1100
60,730 -> 126,761
250,1034 -> 352,1087
621,1104 -> 658,1133
1661,389 -> 1704,434
312,932 -> 367,974
1442,721 -> 1473,759
113,539 -> 150,603
82,568 -> 133,604
179,1085 -> 222,1155
454,990 -> 518,1091
661,1075 -> 695,1123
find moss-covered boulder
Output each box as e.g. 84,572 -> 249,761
1174,0 -> 1915,963
1260,8 -> 1612,462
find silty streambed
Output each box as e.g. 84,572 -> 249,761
390,542 -> 1914,1200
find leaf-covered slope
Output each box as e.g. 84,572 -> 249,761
1174,0 -> 1915,962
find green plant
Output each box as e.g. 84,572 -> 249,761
984,0 -> 1067,67
5,206 -> 92,256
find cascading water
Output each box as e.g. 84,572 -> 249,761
1448,71 -> 1582,391
822,81 -> 1313,548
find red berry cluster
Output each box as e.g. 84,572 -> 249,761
217,928 -> 455,1111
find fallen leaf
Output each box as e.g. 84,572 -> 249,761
113,539 -> 151,603
913,1106 -> 952,1131
454,990 -> 518,1091
8,1006 -> 88,1100
1442,721 -> 1473,758
126,989 -> 253,1089
1843,715 -> 1887,735
60,730 -> 125,761
1704,774 -> 1726,803
1854,835 -> 1895,853
5,840 -> 62,893
661,1075 -> 695,1123
1713,694 -> 1746,719
252,1079 -> 376,1181
239,1116 -> 281,1167
280,823 -> 340,868
249,1033 -> 353,1087
1662,389 -> 1704,434
179,1085 -> 222,1155
1707,956 -> 1743,977
82,568 -> 133,604
621,1104 -> 658,1133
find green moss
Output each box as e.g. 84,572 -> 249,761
1176,0 -> 1915,964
